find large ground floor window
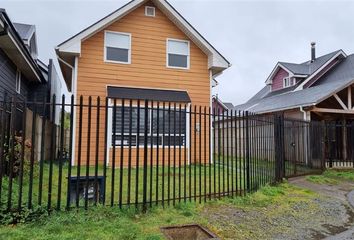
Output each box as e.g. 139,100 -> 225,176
111,105 -> 187,147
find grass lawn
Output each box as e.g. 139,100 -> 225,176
0,182 -> 315,240
1,157 -> 277,211
306,169 -> 354,185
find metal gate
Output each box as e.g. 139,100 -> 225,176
325,121 -> 354,168
283,119 -> 323,178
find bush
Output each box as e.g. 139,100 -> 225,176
0,206 -> 48,225
2,136 -> 38,179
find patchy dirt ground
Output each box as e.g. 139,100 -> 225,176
202,177 -> 354,240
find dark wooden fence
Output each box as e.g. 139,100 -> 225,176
0,94 -> 348,214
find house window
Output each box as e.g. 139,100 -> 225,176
283,77 -> 295,88
15,70 -> 21,94
167,39 -> 190,69
112,106 -> 186,147
104,31 -> 131,64
145,6 -> 155,17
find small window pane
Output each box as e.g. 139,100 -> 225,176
168,40 -> 188,55
105,32 -> 130,49
168,54 -> 188,68
106,47 -> 129,62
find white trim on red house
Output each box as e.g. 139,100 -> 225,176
265,63 -> 294,85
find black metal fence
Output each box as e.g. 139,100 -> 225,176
0,95 -> 345,214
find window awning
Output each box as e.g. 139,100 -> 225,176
107,86 -> 191,103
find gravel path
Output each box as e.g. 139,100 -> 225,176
323,190 -> 354,240
202,177 -> 354,240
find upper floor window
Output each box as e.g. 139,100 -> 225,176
283,77 -> 295,88
15,70 -> 21,94
104,31 -> 131,64
145,6 -> 155,17
167,39 -> 190,69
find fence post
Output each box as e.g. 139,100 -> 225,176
245,111 -> 250,192
274,114 -> 284,182
142,100 -> 149,212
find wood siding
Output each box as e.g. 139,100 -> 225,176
74,2 -> 211,166
271,68 -> 289,91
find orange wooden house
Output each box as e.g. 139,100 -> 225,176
55,0 -> 230,167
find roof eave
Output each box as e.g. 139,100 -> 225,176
56,0 -> 231,76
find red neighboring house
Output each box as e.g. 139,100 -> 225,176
212,96 -> 234,114
235,43 -> 354,122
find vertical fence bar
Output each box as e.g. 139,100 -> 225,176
84,96 -> 92,210
167,103 -> 171,205
217,108 -> 221,198
142,100 -> 149,212
18,98 -> 27,210
111,99 -> 117,207
213,108 -> 216,198
156,102 -> 160,205
150,101 -> 154,207
48,95 -> 57,211
66,95 -> 74,210
189,104 -> 192,201
221,108 -> 225,195
7,96 -> 17,211
184,104 -> 187,202
57,95 -> 65,210
0,97 -> 7,204
194,105 -> 197,202
38,96 -> 46,206
162,102 -> 166,206
208,107 -> 212,200
28,96 -> 36,209
119,99 -> 125,208
203,106 -> 207,202
94,97 -> 100,206
127,100 -> 133,206
245,111 -> 250,192
135,100 -> 141,208
103,97 -> 108,205
178,104 -> 182,203
199,106 -> 202,203
226,110 -> 230,195
234,110 -> 238,196
242,111 -> 246,195
230,110 -> 234,196
173,103 -> 176,205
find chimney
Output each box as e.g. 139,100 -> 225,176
311,42 -> 316,62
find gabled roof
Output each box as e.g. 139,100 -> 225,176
278,62 -> 309,75
56,0 -> 230,77
13,22 -> 35,41
265,49 -> 346,84
234,53 -> 354,114
0,9 -> 44,83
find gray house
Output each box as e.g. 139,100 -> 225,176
0,8 -> 62,129
235,43 -> 353,122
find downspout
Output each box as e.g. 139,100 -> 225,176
300,106 -> 307,121
300,106 -> 309,165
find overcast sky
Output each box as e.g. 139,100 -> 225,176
2,0 -> 354,105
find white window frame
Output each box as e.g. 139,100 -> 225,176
166,38 -> 190,70
104,30 -> 132,64
145,6 -> 156,17
283,77 -> 294,88
15,70 -> 21,94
